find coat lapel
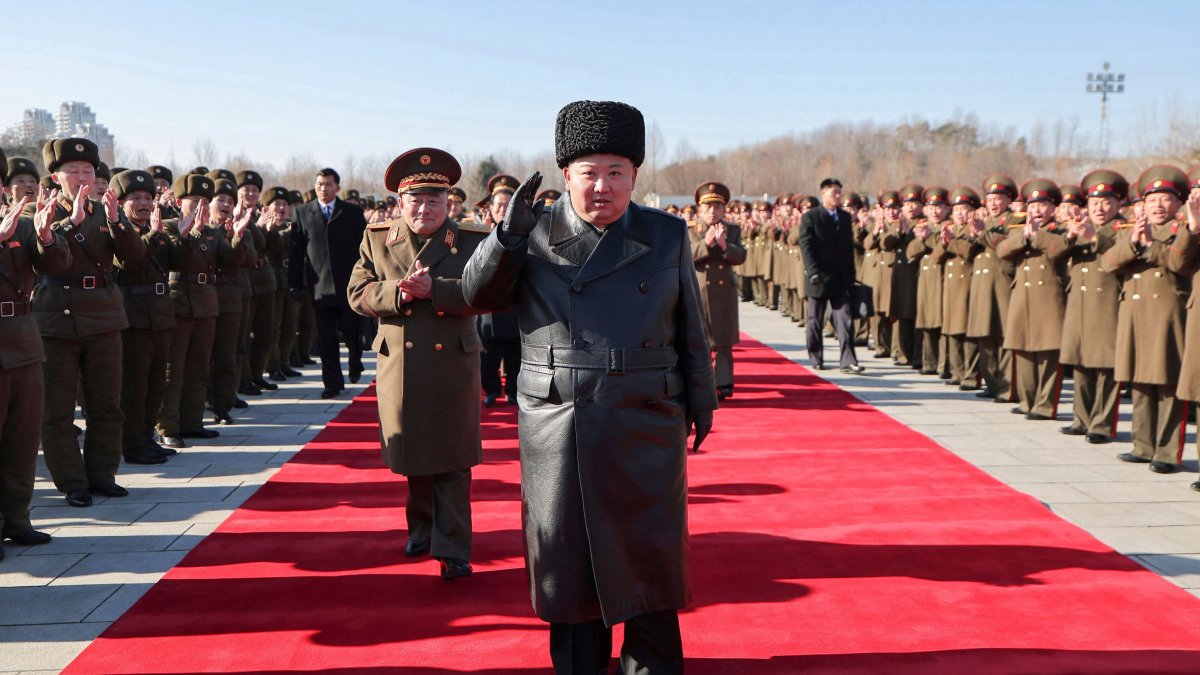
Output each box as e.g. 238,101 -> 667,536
574,205 -> 651,286
414,220 -> 456,273
547,202 -> 594,268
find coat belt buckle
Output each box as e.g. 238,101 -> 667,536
0,301 -> 14,317
196,273 -> 208,285
155,282 -> 166,295
74,232 -> 86,243
608,348 -> 626,375
82,275 -> 97,289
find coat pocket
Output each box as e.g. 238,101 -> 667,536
460,332 -> 483,354
664,370 -> 685,398
517,367 -> 553,400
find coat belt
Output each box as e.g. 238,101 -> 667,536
0,300 -> 32,317
36,272 -> 114,288
521,344 -> 678,373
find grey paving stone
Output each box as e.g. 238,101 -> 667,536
29,502 -> 154,528
0,554 -> 85,588
1088,526 -> 1200,555
0,585 -> 118,625
22,524 -> 190,555
106,485 -> 237,504
83,582 -> 154,622
985,464 -> 1112,484
1051,501 -> 1200,528
0,623 -> 107,670
135,501 -> 237,525
50,551 -> 187,586
166,523 -> 220,551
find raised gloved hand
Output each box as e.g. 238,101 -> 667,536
502,171 -> 545,238
688,409 -> 713,454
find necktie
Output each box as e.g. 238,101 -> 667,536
323,205 -> 332,220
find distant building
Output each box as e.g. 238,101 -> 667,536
53,101 -> 115,164
19,108 -> 55,142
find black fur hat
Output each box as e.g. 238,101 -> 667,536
555,100 -> 645,168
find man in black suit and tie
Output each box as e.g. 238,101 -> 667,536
798,178 -> 864,374
289,168 -> 367,398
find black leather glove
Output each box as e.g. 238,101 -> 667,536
288,288 -> 306,302
688,409 -> 714,454
502,171 -> 545,238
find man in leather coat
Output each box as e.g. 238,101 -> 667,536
463,100 -> 716,675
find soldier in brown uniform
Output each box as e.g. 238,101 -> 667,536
968,174 -> 1022,403
347,147 -> 485,579
147,165 -> 180,221
1102,166 -> 1190,473
35,138 -> 147,507
909,187 -> 950,375
940,187 -> 981,389
1059,170 -> 1127,444
689,181 -> 746,399
866,191 -> 901,357
6,157 -> 40,206
997,179 -> 1068,420
750,200 -> 772,306
237,170 -> 282,393
112,170 -> 177,464
1171,185 -> 1200,491
156,175 -> 232,448
265,188 -> 302,381
845,193 -> 871,345
885,184 -> 923,366
208,178 -> 256,422
0,157 -> 71,551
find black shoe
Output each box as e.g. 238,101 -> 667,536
123,446 -> 168,465
233,398 -> 249,409
993,396 -> 1012,404
1117,452 -> 1151,464
483,394 -> 497,407
959,384 -> 980,391
944,379 -> 961,386
180,428 -> 219,439
320,388 -> 340,399
213,412 -> 234,426
1011,406 -> 1027,415
1190,481 -> 1200,493
1086,433 -> 1110,444
66,489 -> 92,507
282,366 -> 302,378
439,558 -> 473,579
1150,461 -> 1178,474
150,440 -> 178,457
237,384 -> 262,396
301,356 -> 317,366
349,370 -> 363,384
919,369 -> 938,376
812,363 -> 827,370
1025,412 -> 1052,421
289,356 -> 305,368
975,389 -> 996,399
404,540 -> 430,557
253,378 -> 278,391
6,529 -> 52,546
157,434 -> 186,449
268,370 -> 288,382
90,483 -> 129,497
938,371 -> 953,380
1059,425 -> 1087,436
840,365 -> 865,374
717,385 -> 734,398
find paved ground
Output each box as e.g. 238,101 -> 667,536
3,303 -> 1199,673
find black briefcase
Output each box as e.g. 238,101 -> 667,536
849,282 -> 874,320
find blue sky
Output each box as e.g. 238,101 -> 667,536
5,0 -> 1197,168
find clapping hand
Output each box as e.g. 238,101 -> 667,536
157,188 -> 176,209
178,203 -> 202,238
1067,210 -> 1094,242
397,260 -> 432,302
503,172 -> 544,237
70,182 -> 92,226
231,207 -> 254,239
150,204 -> 164,234
940,221 -> 953,245
33,191 -> 59,244
0,197 -> 27,244
102,187 -> 121,224
1131,209 -> 1150,247
1187,188 -> 1200,234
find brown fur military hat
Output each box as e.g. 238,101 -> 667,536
206,168 -> 236,184
5,156 -> 38,183
42,137 -> 100,172
110,166 -> 128,176
1081,169 -> 1129,201
172,173 -> 215,200
1020,178 -> 1062,205
213,178 -> 237,199
236,169 -> 263,190
694,181 -> 731,205
95,162 -> 111,181
262,186 -> 290,205
146,165 -> 173,184
190,166 -> 210,176
555,100 -> 645,168
338,188 -> 361,201
287,190 -> 303,205
111,169 -> 156,199
39,175 -> 56,189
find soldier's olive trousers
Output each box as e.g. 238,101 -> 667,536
238,296 -> 256,388
269,290 -> 298,374
713,347 -> 734,389
1013,350 -> 1060,418
740,275 -> 753,302
974,336 -> 1012,399
872,313 -> 891,357
248,291 -> 277,381
1071,365 -> 1120,438
0,362 -> 43,536
550,609 -> 683,675
891,317 -> 915,365
405,468 -> 472,561
121,328 -> 171,453
42,333 -> 124,494
159,316 -> 216,437
1129,383 -> 1185,464
752,277 -> 767,306
917,328 -> 941,373
211,310 -> 242,415
946,334 -> 979,387
938,333 -> 950,375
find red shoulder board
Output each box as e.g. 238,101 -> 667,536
443,229 -> 456,249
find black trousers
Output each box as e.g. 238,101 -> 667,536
550,610 -> 683,675
316,304 -> 363,391
481,337 -> 521,399
806,292 -> 857,368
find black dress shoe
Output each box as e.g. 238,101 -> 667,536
268,370 -> 288,382
919,369 -> 938,376
123,446 -> 168,465
349,370 -> 363,384
301,356 -> 317,366
938,371 -> 953,380
975,389 -> 996,399
1150,461 -> 1178,474
253,378 -> 278,391
1011,406 -> 1027,415
959,384 -> 980,391
439,558 -> 473,579
238,384 -> 262,396
157,434 -> 186,449
840,365 -> 865,374
993,396 -> 1012,404
213,412 -> 234,426
90,483 -> 129,497
1025,412 -> 1053,421
1060,425 -> 1087,436
320,388 -> 340,399
404,540 -> 430,557
150,440 -> 178,456
289,356 -> 304,368
1190,481 -> 1200,493
1086,433 -> 1110,444
66,489 -> 92,507
944,379 -> 961,386
812,363 -> 827,370
1117,452 -> 1151,464
180,428 -> 220,439
6,529 -> 52,545
483,394 -> 497,407
282,366 -> 302,378
233,398 -> 249,409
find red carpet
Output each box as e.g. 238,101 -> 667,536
65,337 -> 1200,674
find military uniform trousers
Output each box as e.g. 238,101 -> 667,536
550,609 -> 683,675
916,328 -> 941,374
247,291 -> 277,382
210,309 -> 242,414
974,336 -> 1012,400
269,290 -> 298,375
481,337 -> 520,400
238,295 -> 257,388
890,317 -> 916,366
405,468 -> 472,561
0,362 -> 44,537
946,334 -> 979,387
42,333 -> 124,494
1070,366 -> 1119,438
1129,384 -> 1185,465
1013,350 -> 1061,418
158,317 -> 216,436
120,327 -> 171,453
872,312 -> 892,357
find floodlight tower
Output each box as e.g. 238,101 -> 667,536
1086,62 -> 1125,160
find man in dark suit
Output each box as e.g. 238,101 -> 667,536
289,168 -> 367,398
799,178 -> 864,374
